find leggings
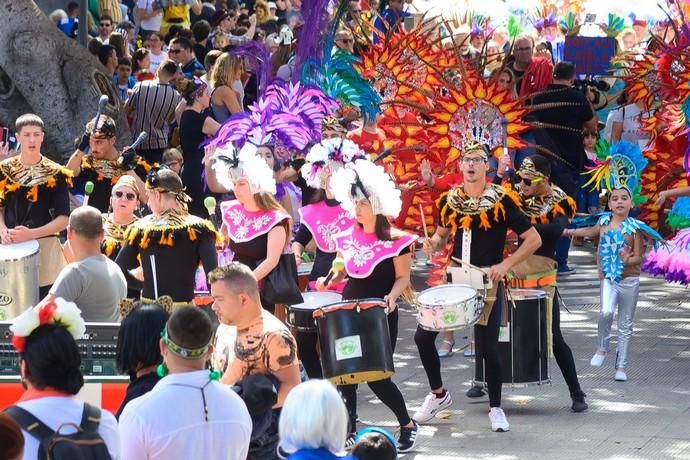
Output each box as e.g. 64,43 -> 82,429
598,277 -> 640,369
552,289 -> 581,393
294,330 -> 323,379
474,285 -> 503,408
339,309 -> 411,433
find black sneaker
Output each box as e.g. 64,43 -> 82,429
466,385 -> 486,398
344,433 -> 357,451
570,390 -> 588,413
397,421 -> 418,453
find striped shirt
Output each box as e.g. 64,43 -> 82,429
126,80 -> 181,150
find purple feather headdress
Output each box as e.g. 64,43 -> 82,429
230,41 -> 273,94
207,81 -> 338,159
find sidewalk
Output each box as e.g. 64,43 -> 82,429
353,248 -> 690,459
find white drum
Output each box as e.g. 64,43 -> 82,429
287,291 -> 342,332
416,284 -> 483,331
0,240 -> 40,320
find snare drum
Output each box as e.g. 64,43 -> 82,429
314,299 -> 394,385
416,284 -> 483,331
287,291 -> 342,332
297,261 -> 314,292
0,241 -> 40,320
474,289 -> 550,386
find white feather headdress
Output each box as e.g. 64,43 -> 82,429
330,159 -> 402,218
211,143 -> 276,195
301,138 -> 368,189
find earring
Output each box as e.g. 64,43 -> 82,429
156,363 -> 169,378
209,368 -> 221,381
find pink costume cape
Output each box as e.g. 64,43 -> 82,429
220,200 -> 290,242
298,201 -> 355,253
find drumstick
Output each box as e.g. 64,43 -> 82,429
419,204 -> 429,238
150,254 -> 159,299
450,256 -> 485,273
323,257 -> 345,286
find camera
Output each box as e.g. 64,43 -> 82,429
573,79 -> 611,105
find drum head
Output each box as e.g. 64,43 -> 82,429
291,291 -> 342,311
507,289 -> 547,300
297,262 -> 314,276
0,240 -> 40,260
417,284 -> 477,306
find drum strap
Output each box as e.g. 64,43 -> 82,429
461,229 -> 472,265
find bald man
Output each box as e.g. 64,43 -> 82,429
43,206 -> 126,322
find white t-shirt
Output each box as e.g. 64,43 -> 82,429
136,0 -> 163,32
16,397 -> 119,460
149,50 -> 168,73
608,103 -> 650,149
119,370 -> 252,460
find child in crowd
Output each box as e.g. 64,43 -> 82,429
351,428 -> 397,460
579,129 -> 600,215
114,57 -> 137,102
564,187 -> 661,382
162,147 -> 184,174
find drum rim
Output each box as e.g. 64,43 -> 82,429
288,291 -> 343,311
0,240 -> 41,261
506,288 -> 548,300
312,298 -> 387,318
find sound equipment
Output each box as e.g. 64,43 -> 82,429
0,322 -> 123,377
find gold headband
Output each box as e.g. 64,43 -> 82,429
461,142 -> 489,159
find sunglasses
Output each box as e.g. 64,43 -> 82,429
113,190 -> 137,201
168,49 -> 182,54
100,23 -> 112,28
519,176 -> 544,186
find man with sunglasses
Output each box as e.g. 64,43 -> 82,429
66,115 -> 151,213
116,167 -> 219,306
98,15 -> 114,44
418,143 -> 541,433
500,155 -> 588,412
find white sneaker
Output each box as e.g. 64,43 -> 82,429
489,407 -> 510,432
590,353 -> 606,367
615,370 -> 628,381
413,391 -> 453,423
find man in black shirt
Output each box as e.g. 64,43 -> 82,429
507,155 -> 588,412
0,114 -> 71,297
530,61 -> 598,274
415,143 -> 541,433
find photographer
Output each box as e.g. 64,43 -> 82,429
531,61 -> 598,274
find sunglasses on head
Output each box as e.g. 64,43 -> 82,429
114,190 -> 137,201
519,176 -> 544,186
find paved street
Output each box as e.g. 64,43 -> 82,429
354,246 -> 690,459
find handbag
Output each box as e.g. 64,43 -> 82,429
262,253 -> 304,306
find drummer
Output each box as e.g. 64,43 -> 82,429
115,167 -> 220,306
316,159 -> 419,453
290,138 -> 364,378
504,155 -> 588,412
0,114 -> 72,298
421,143 -> 541,432
65,115 -> 151,213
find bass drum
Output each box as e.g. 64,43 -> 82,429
474,289 -> 550,386
0,241 -> 40,320
314,299 -> 394,385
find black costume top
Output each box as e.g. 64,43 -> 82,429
74,155 -> 151,213
115,208 -> 220,303
101,213 -> 138,260
0,155 -> 72,229
437,183 -> 533,267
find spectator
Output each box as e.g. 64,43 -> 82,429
351,429 -> 397,460
45,206 -> 127,322
100,0 -> 123,24
114,56 -> 137,102
210,8 -> 238,37
169,37 -> 206,78
6,303 -> 119,458
609,90 -> 650,149
192,20 -> 212,63
190,0 -> 216,24
531,61 -> 598,274
209,52 -> 244,122
278,379 -> 355,460
145,32 -> 168,73
334,28 -> 355,53
136,0 -> 164,37
88,37 -> 103,57
115,301 -> 170,419
578,129 -> 600,216
132,48 -> 155,80
285,0 -> 302,28
98,14 -> 114,43
507,35 -> 553,98
162,147 -> 184,174
373,0 -> 409,44
209,263 -> 301,459
212,32 -> 230,49
177,77 -> 220,216
98,44 -> 119,76
57,1 -> 80,39
126,59 -> 182,164
49,8 -> 67,23
0,413 -> 24,460
201,49 -> 223,89
110,31 -> 131,59
161,0 -> 202,34
118,307 -> 252,460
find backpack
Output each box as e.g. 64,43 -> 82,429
5,402 -> 112,460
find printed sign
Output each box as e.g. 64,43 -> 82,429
335,335 -> 363,361
498,324 -> 510,343
564,36 -> 617,75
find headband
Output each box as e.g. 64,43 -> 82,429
355,427 -> 398,458
161,325 -> 212,360
516,157 -> 547,180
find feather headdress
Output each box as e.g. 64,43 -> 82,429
211,143 -> 276,195
301,138 -> 368,189
582,140 -> 648,204
330,159 -> 402,218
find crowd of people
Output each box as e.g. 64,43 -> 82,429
2,0 -> 690,459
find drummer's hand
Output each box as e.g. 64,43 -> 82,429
8,226 -> 34,244
294,253 -> 302,265
383,295 -> 398,312
0,227 -> 11,244
655,190 -> 669,208
487,261 -> 510,282
422,237 -> 434,258
315,277 -> 328,291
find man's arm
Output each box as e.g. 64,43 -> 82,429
272,364 -> 301,408
65,149 -> 85,175
0,207 -> 9,243
9,215 -> 68,243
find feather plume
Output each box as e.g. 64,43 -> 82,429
230,41 -> 273,94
